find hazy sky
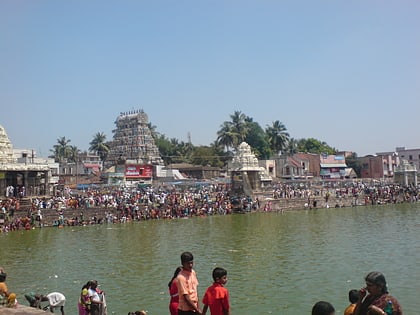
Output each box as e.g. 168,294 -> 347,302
1,1 -> 419,158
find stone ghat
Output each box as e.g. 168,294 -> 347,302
6,193 -> 405,228
0,305 -> 47,315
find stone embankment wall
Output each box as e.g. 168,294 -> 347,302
254,193 -> 363,212
11,194 -> 374,227
7,189 -> 409,228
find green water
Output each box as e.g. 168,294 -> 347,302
1,203 -> 419,314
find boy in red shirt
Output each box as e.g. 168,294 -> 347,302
202,267 -> 230,315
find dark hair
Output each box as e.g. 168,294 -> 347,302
168,266 -> 182,288
365,271 -> 388,294
181,252 -> 194,264
0,272 -> 6,282
312,301 -> 335,315
348,289 -> 359,303
212,267 -> 227,282
87,280 -> 98,290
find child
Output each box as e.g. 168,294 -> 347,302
344,289 -> 359,315
312,301 -> 335,315
202,267 -> 230,315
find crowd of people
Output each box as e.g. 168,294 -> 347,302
0,183 -> 253,231
1,180 -> 420,232
1,259 -> 404,315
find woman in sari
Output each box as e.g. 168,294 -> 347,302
353,271 -> 402,315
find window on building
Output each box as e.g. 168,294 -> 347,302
409,155 -> 413,160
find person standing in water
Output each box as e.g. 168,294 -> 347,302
176,252 -> 201,315
353,271 -> 402,315
168,266 -> 182,315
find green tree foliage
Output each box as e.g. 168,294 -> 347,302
244,117 -> 271,159
50,136 -> 72,162
190,146 -> 224,168
285,138 -> 298,156
216,110 -> 249,151
154,135 -> 194,165
67,145 -> 80,163
154,134 -> 173,165
296,138 -> 337,155
89,132 -> 110,162
147,122 -> 159,140
265,120 -> 290,155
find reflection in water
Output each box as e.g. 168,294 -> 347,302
1,204 -> 419,314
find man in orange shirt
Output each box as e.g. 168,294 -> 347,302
176,252 -> 201,315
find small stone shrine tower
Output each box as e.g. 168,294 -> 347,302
394,159 -> 418,186
106,110 -> 163,167
0,125 -> 16,164
229,142 -> 266,196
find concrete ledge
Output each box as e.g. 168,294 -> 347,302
0,305 -> 47,314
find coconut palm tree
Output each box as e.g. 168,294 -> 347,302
230,110 -> 248,146
146,122 -> 160,140
217,110 -> 249,151
89,132 -> 110,162
265,120 -> 290,155
285,138 -> 298,155
216,121 -> 235,151
50,136 -> 72,162
67,145 -> 80,163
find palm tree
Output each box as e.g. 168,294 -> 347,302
216,121 -> 235,151
285,138 -> 298,156
217,110 -> 249,151
230,110 -> 248,146
89,132 -> 110,162
265,120 -> 290,155
147,122 -> 159,140
50,136 -> 72,162
67,145 -> 80,163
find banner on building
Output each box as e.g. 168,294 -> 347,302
125,164 -> 153,179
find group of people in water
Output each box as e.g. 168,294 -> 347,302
166,253 -> 403,315
1,259 -> 404,315
0,267 -> 108,315
168,252 -> 230,315
311,271 -> 402,315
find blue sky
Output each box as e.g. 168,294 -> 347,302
1,1 -> 419,158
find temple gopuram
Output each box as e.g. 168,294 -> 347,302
106,110 -> 163,167
103,110 -> 163,184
